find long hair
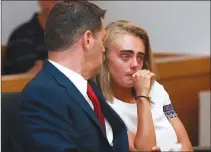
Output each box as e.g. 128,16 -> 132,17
97,20 -> 154,102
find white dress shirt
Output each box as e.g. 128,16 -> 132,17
48,60 -> 113,145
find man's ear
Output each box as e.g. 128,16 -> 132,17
82,30 -> 94,51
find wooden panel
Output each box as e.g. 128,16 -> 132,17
2,74 -> 34,92
156,55 -> 210,146
156,55 -> 210,80
153,52 -> 189,59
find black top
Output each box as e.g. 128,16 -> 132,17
3,13 -> 48,75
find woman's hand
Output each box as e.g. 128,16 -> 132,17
132,69 -> 155,96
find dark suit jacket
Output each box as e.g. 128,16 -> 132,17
19,60 -> 129,152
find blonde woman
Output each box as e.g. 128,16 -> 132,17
97,20 -> 193,151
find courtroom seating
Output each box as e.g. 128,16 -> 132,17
156,55 -> 210,146
1,92 -> 25,152
193,146 -> 211,152
2,74 -> 34,92
153,52 -> 190,59
1,92 -> 40,152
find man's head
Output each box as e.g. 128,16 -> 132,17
45,1 -> 106,78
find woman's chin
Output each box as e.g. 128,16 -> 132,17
123,81 -> 134,88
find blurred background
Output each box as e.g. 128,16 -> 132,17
1,0 -> 210,149
2,1 -> 210,55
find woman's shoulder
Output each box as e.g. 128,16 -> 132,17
150,81 -> 165,93
149,81 -> 167,104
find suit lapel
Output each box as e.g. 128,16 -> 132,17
88,81 -> 126,138
90,84 -> 129,151
65,87 -> 106,136
43,60 -> 106,137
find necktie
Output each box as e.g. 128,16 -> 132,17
87,83 -> 106,132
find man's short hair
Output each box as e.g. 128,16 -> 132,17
44,1 -> 106,52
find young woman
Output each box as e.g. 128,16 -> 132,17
97,20 -> 193,151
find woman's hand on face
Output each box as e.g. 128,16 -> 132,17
132,69 -> 155,96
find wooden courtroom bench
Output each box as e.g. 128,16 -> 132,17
156,55 -> 210,146
153,52 -> 190,59
1,74 -> 34,92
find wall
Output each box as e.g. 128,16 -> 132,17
1,1 -> 39,43
1,1 -> 210,55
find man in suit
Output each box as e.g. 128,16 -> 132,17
19,1 -> 128,152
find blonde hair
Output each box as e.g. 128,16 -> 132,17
97,20 -> 154,102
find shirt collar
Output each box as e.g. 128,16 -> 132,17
48,60 -> 88,96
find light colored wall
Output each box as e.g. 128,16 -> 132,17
1,1 -> 210,55
1,1 -> 39,44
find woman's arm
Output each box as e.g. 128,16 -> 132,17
169,117 -> 193,151
130,70 -> 157,151
128,98 -> 156,151
135,98 -> 156,150
128,129 -> 159,152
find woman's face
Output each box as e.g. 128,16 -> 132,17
107,34 -> 146,88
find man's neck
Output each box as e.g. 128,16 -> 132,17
48,51 -> 92,80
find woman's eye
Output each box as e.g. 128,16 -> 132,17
122,55 -> 130,60
137,56 -> 144,60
